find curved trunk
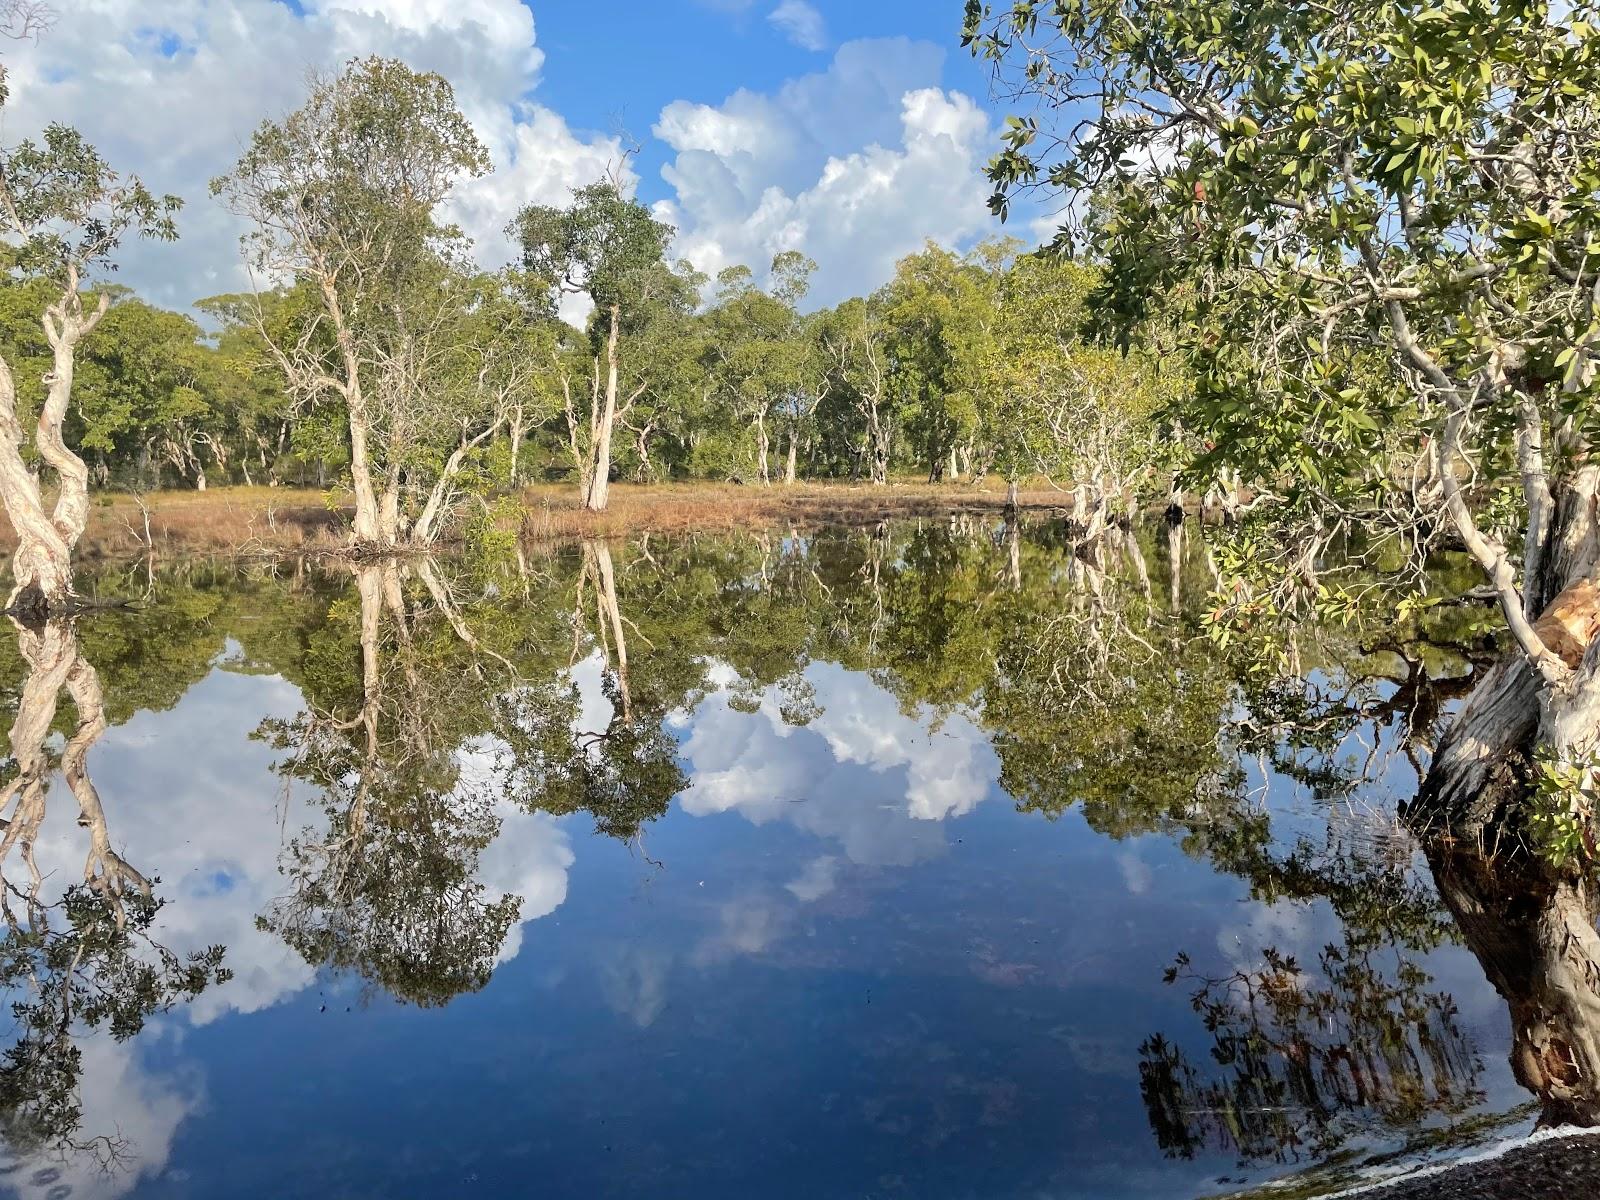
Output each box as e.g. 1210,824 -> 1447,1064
0,620 -> 77,884
0,360 -> 73,617
1412,465 -> 1600,840
634,423 -> 654,484
0,287 -> 103,617
0,621 -> 145,922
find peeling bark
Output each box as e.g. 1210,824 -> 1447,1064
1414,459 -> 1600,840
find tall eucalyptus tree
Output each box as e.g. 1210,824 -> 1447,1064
212,56 -> 492,549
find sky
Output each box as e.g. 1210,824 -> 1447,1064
0,0 -> 1043,314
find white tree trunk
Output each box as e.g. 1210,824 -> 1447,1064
585,305 -> 621,514
585,540 -> 632,724
0,286 -> 105,616
347,402 -> 385,546
509,405 -> 525,486
0,360 -> 73,616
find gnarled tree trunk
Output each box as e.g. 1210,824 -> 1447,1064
0,283 -> 107,617
1410,464 -> 1600,842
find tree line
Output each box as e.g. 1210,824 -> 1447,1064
0,42 -> 1171,616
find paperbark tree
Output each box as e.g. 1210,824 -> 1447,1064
510,178 -> 680,512
0,65 -> 178,615
818,298 -> 896,485
211,57 -> 490,550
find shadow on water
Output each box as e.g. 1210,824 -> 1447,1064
0,515 -> 1593,1196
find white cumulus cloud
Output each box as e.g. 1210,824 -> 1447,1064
678,661 -> 998,865
652,39 -> 1000,306
0,0 -> 624,308
3,11 -> 1006,319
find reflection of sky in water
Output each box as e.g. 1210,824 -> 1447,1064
0,643 -> 1530,1200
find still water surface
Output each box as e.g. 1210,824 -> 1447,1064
0,520 -> 1551,1198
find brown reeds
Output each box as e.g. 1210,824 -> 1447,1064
0,480 -> 1070,560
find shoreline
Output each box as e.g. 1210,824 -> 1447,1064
1338,1126 -> 1600,1199
0,481 -> 1080,562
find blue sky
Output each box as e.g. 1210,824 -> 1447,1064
4,1 -> 1032,310
535,0 -> 991,203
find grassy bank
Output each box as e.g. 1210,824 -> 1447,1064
0,480 -> 1074,561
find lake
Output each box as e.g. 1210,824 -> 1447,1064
0,518 -> 1558,1199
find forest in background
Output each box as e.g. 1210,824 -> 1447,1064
0,230 -> 1167,502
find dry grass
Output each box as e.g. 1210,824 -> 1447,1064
0,479 -> 1075,560
0,487 -> 351,561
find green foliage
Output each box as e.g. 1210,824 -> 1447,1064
1529,748 -> 1600,867
0,884 -> 229,1155
510,180 -> 680,333
0,117 -> 179,287
965,0 -> 1600,654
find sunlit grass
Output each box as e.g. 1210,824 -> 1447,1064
0,478 -> 1072,560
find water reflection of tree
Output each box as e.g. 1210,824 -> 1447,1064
1428,843 -> 1600,1129
965,517 -> 1518,1164
0,619 -> 228,1169
1140,933 -> 1482,1164
259,560 -> 525,1008
259,546 -> 691,1006
1138,856 -> 1484,1165
35,517 -> 1600,1166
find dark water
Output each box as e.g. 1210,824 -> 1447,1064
0,519 -> 1553,1199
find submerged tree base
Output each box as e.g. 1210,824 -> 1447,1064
1426,840 -> 1600,1131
